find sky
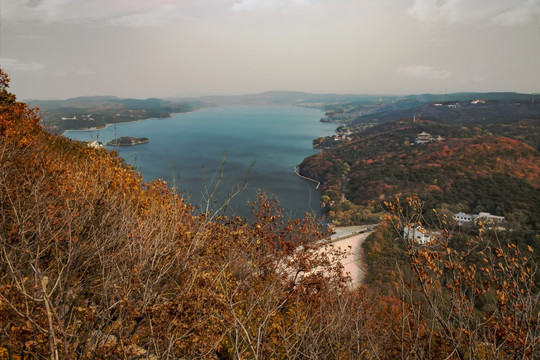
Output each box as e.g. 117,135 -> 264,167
1,0 -> 540,100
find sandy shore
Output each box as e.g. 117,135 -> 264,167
328,225 -> 375,286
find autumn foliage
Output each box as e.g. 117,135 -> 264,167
300,118 -> 540,227
384,196 -> 539,359
0,70 -> 390,359
1,70 -> 538,359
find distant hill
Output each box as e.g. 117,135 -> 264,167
351,101 -> 540,127
27,96 -> 121,108
404,92 -> 538,103
319,93 -> 540,150
196,91 -> 387,107
27,96 -> 210,133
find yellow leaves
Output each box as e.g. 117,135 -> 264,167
496,289 -> 508,305
480,267 -> 491,274
0,347 -> 10,360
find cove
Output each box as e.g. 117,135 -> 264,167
65,105 -> 336,219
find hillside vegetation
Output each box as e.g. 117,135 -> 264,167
322,95 -> 540,151
300,108 -> 540,309
1,71 -> 538,359
300,118 -> 540,230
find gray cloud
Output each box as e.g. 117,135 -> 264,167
232,0 -> 311,13
397,65 -> 452,80
109,6 -> 188,28
15,34 -> 45,39
408,0 -> 539,26
27,0 -> 43,8
76,69 -> 97,76
1,58 -> 46,72
491,4 -> 539,26
2,0 -> 189,27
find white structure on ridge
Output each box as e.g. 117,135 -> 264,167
415,132 -> 444,145
454,212 -> 504,226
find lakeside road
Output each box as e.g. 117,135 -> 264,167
293,166 -> 320,189
328,225 -> 376,286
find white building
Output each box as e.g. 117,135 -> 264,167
415,132 -> 433,144
414,132 -> 444,145
476,212 -> 505,224
454,212 -> 473,225
453,212 -> 505,226
87,141 -> 104,149
403,225 -> 431,244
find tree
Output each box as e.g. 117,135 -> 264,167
384,196 -> 539,359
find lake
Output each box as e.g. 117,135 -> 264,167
65,105 -> 336,219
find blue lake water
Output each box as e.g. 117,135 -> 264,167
65,105 -> 335,219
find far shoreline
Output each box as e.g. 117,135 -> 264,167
61,114 -> 178,136
60,104 -> 324,136
60,105 -> 216,136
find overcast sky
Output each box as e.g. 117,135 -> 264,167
1,0 -> 539,100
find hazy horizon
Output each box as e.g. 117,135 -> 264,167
21,89 -> 540,103
2,0 -> 540,100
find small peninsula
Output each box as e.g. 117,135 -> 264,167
107,136 -> 149,146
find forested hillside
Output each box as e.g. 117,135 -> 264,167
29,96 -> 208,133
300,118 -> 540,230
300,114 -> 540,306
321,95 -> 540,151
1,71 -> 538,359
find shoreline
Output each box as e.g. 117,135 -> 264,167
293,166 -> 320,189
60,108 -> 208,136
61,116 -> 170,136
328,225 -> 377,286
